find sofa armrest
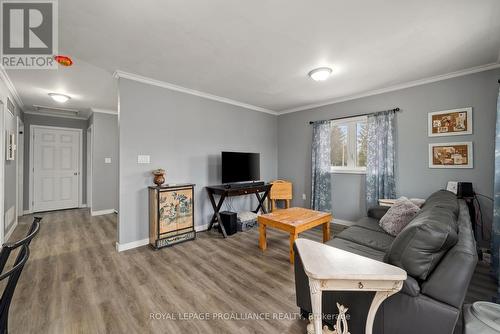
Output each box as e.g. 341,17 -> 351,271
367,206 -> 390,220
421,250 -> 477,308
400,276 -> 420,297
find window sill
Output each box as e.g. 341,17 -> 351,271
330,169 -> 366,175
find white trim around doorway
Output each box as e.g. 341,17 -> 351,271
86,125 -> 93,211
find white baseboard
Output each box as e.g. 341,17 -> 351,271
195,223 -> 210,232
113,209 -> 118,214
116,224 -> 205,252
91,209 -> 116,216
23,210 -> 32,215
115,238 -> 149,252
80,204 -> 87,208
4,219 -> 18,242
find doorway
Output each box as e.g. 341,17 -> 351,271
30,125 -> 82,212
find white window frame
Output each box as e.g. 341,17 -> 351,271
330,115 -> 367,174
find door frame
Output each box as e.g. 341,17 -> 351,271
16,117 -> 23,218
86,125 -> 92,210
29,125 -> 83,213
0,100 -> 5,243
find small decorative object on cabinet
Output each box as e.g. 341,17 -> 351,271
149,184 -> 195,249
152,169 -> 166,186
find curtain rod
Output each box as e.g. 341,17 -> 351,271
308,107 -> 401,124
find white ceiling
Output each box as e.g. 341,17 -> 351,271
7,57 -> 117,116
6,0 -> 500,114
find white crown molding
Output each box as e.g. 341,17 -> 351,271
279,62 -> 500,114
113,70 -> 278,115
0,65 -> 24,110
91,108 -> 118,115
23,110 -> 89,121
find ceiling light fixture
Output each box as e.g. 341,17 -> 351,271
48,93 -> 71,103
308,67 -> 333,81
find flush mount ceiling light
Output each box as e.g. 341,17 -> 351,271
308,67 -> 333,81
48,93 -> 71,103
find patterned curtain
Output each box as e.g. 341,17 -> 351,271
493,85 -> 500,287
366,110 -> 397,209
311,121 -> 332,212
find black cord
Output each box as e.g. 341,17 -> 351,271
474,192 -> 493,202
473,194 -> 491,241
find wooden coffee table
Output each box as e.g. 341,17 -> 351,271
257,207 -> 332,263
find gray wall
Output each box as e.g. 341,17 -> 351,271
118,78 -> 278,244
91,113 -> 118,211
2,95 -> 21,234
278,69 -> 500,229
23,114 -> 88,210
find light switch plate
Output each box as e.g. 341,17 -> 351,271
137,155 -> 150,164
104,158 -> 112,164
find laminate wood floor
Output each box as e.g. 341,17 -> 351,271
7,209 -> 498,334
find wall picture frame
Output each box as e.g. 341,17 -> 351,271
428,142 -> 473,168
428,107 -> 472,137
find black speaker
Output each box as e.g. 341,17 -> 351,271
220,211 -> 237,236
458,182 -> 474,198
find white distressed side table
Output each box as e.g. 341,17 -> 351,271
295,239 -> 407,334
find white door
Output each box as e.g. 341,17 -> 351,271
32,127 -> 80,212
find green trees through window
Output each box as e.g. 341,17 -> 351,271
330,117 -> 367,172
331,124 -> 348,167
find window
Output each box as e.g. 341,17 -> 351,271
330,116 -> 367,173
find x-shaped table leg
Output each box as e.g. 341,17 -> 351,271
207,192 -> 227,238
253,189 -> 270,214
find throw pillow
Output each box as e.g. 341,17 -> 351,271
409,198 -> 425,208
379,197 -> 420,236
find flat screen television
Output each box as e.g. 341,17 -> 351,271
221,151 -> 260,184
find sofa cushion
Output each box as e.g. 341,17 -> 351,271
367,206 -> 390,220
326,238 -> 385,262
354,216 -> 386,233
379,197 -> 420,236
336,226 -> 394,252
421,190 -> 459,217
420,200 -> 478,308
386,205 -> 459,280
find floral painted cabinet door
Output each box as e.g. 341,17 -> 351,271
149,184 -> 196,249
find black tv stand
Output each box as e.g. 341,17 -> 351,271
206,183 -> 271,238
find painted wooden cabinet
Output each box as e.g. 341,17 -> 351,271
149,184 -> 195,249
